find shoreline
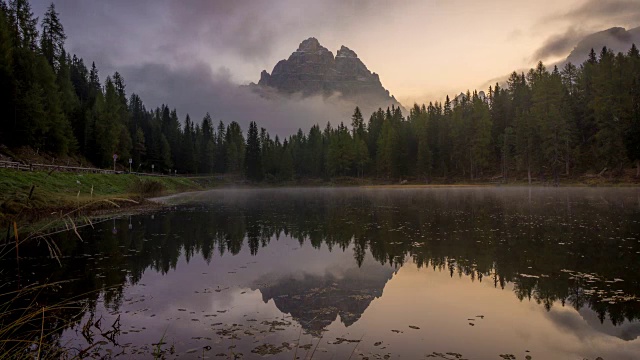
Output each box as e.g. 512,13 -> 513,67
2,168 -> 639,233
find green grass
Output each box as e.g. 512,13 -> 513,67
0,169 -> 201,201
0,170 -> 217,358
0,169 -> 217,227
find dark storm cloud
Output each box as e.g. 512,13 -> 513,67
531,0 -> 640,63
30,0 -> 391,135
563,0 -> 640,24
531,27 -> 586,61
118,61 -> 359,136
35,0 -> 381,64
165,0 -> 377,58
166,0 -> 291,59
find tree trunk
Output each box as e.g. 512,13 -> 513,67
505,152 -> 508,183
527,165 -> 531,185
565,138 -> 570,176
636,160 -> 639,178
470,148 -> 474,181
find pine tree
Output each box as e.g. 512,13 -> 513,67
533,64 -> 566,184
470,96 -> 492,179
245,121 -> 262,180
160,133 -> 172,170
376,118 -> 398,179
181,114 -> 196,173
592,47 -> 627,173
259,127 -> 275,179
39,2 -> 65,70
326,123 -> 354,176
8,0 -> 38,51
133,127 -> 146,168
214,120 -> 226,173
0,4 -> 14,144
89,62 -> 100,96
410,104 -> 430,180
353,136 -> 369,178
279,139 -> 294,180
225,121 -> 245,173
560,63 -> 580,175
128,93 -> 152,168
366,109 -> 384,160
307,124 -> 323,177
167,108 -> 181,166
198,113 -> 214,173
91,77 -> 120,165
626,44 -> 640,176
56,51 -> 78,116
351,106 -> 365,138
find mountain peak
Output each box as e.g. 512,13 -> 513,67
255,38 -> 401,112
297,37 -> 325,53
337,45 -> 358,58
566,26 -> 640,65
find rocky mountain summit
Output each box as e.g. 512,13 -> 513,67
253,37 -> 402,111
565,26 -> 640,66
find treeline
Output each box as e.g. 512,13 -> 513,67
1,1 -> 639,182
279,46 -> 640,183
0,1 -> 248,174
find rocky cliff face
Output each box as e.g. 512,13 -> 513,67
254,37 -> 401,110
565,26 -> 640,66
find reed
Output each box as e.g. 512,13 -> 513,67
0,177 -> 129,358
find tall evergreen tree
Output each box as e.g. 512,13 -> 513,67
245,121 -> 262,180
351,106 -> 365,138
376,117 -> 398,178
181,114 -> 196,173
307,124 -> 324,177
326,123 -> 354,176
626,44 -> 640,176
225,121 -> 245,173
198,113 -> 215,173
214,120 -> 226,173
0,4 -> 14,144
8,0 -> 38,50
533,64 -> 566,184
39,2 -> 64,70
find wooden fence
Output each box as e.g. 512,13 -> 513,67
0,160 -> 176,177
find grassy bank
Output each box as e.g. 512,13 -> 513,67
0,169 -> 220,227
2,168 -> 637,223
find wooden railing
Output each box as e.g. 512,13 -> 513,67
0,160 -> 176,177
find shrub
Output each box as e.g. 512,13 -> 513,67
129,178 -> 165,197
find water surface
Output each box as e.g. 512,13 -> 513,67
3,187 -> 640,359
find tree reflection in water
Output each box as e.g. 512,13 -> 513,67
2,187 -> 639,354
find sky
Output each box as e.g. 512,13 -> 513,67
31,0 -> 640,134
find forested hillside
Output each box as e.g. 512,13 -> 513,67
1,1 -> 639,183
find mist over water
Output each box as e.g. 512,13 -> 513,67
3,187 -> 640,359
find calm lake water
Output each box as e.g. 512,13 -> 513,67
3,187 -> 640,359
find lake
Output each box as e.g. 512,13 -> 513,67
2,187 -> 640,359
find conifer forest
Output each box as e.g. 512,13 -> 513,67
1,1 -> 639,184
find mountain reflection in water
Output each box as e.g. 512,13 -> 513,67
2,187 -> 639,359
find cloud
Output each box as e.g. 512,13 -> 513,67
540,0 -> 640,30
532,0 -> 640,63
118,61 -> 362,137
31,0 -> 407,136
564,0 -> 640,25
38,0 -> 394,67
531,27 -> 586,61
